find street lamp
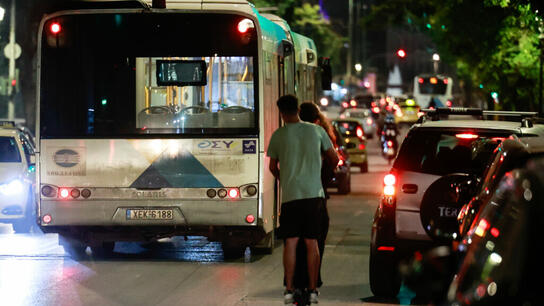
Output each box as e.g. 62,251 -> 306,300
432,53 -> 440,73
354,63 -> 362,73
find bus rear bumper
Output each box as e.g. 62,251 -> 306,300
39,198 -> 259,227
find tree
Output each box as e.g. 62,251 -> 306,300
249,0 -> 344,74
363,0 -> 543,111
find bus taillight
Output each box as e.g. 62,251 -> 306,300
237,18 -> 254,33
59,188 -> 70,199
228,188 -> 240,199
50,22 -> 61,34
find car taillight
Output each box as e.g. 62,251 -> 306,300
372,107 -> 380,113
338,158 -> 344,166
387,140 -> 393,147
358,143 -> 365,150
356,127 -> 364,138
383,173 -> 397,199
366,118 -> 373,125
350,100 -> 357,107
475,218 -> 490,237
456,133 -> 478,139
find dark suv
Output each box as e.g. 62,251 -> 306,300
369,108 -> 544,297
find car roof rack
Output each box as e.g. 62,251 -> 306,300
417,107 -> 539,128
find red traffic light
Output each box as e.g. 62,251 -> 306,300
397,49 -> 406,58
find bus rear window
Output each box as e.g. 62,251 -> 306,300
419,78 -> 447,95
0,137 -> 21,163
393,130 -> 508,176
40,13 -> 258,138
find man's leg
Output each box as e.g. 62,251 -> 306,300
304,238 -> 320,290
284,237 -> 299,291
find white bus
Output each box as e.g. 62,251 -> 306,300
413,74 -> 453,108
36,0 -> 327,256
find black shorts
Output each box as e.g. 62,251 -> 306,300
279,197 -> 324,239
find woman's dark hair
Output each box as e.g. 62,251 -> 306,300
277,95 -> 299,116
299,102 -> 320,122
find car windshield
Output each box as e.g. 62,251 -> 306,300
335,121 -> 361,136
394,130 -> 508,176
0,136 -> 21,163
40,13 -> 258,138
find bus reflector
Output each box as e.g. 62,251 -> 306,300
50,22 -> 61,34
237,18 -> 254,33
377,246 -> 395,251
218,189 -> 227,198
59,188 -> 70,199
456,133 -> 478,139
228,188 -> 239,199
42,214 -> 52,224
245,214 -> 255,223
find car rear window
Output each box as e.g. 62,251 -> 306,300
393,130 -> 509,176
0,136 -> 21,162
335,121 -> 361,136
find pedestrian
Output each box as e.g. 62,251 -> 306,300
267,95 -> 338,304
295,102 -> 338,288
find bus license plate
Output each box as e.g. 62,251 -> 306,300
126,209 -> 173,220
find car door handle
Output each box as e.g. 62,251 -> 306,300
402,184 -> 418,194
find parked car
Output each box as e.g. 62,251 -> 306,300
369,108 -> 544,297
332,118 -> 369,173
402,136 -> 544,305
326,126 -> 351,194
0,122 -> 37,233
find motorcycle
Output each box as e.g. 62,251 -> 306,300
381,128 -> 398,165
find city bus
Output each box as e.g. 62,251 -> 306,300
36,0 -> 329,256
413,74 -> 453,108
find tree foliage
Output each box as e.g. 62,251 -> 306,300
249,0 -> 344,74
364,0 -> 544,111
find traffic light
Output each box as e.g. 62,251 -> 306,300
491,91 -> 499,104
397,49 -> 406,58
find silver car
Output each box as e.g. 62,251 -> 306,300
341,108 -> 376,139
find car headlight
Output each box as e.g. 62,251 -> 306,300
0,179 -> 24,195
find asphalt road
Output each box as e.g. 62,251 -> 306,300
0,135 -> 417,306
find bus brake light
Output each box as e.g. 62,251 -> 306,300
59,188 -> 70,199
456,133 -> 478,139
237,18 -> 254,34
418,78 -> 424,84
228,188 -> 239,199
50,22 -> 61,34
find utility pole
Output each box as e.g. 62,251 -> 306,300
7,0 -> 16,120
346,0 -> 353,82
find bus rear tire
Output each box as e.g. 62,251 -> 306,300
59,235 -> 87,259
91,242 -> 115,258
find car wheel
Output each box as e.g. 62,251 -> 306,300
360,162 -> 369,173
369,246 -> 401,297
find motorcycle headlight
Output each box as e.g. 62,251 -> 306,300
0,179 -> 24,195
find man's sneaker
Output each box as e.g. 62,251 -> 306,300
283,290 -> 294,304
309,289 -> 319,304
